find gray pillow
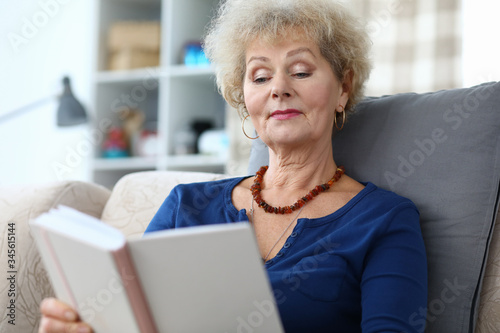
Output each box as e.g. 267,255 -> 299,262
247,81 -> 500,333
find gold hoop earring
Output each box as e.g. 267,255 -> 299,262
242,114 -> 259,140
334,105 -> 346,131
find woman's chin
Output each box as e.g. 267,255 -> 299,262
263,133 -> 311,149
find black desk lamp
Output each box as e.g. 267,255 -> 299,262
57,76 -> 87,126
0,76 -> 88,126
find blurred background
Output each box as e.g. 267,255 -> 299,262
0,0 -> 499,187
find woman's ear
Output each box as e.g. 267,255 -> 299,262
342,70 -> 354,95
339,70 -> 353,107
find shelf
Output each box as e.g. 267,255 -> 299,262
95,65 -> 215,84
93,156 -> 158,170
165,154 -> 226,168
95,67 -> 163,84
168,65 -> 214,78
91,0 -> 227,187
108,0 -> 160,4
93,154 -> 226,171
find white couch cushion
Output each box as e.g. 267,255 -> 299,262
0,181 -> 110,333
101,171 -> 229,238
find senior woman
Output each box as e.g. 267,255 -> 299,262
39,0 -> 427,332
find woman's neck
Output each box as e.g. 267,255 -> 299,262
264,142 -> 337,191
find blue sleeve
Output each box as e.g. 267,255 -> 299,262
144,186 -> 179,233
361,204 -> 428,333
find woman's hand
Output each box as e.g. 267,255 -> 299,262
39,298 -> 93,333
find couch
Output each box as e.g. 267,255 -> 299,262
0,170 -> 498,333
0,171 -> 228,333
1,82 -> 499,333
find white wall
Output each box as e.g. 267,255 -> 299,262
462,0 -> 500,86
0,0 -> 95,185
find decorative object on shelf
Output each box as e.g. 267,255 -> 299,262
102,127 -> 129,158
0,76 -> 87,126
136,130 -> 158,157
119,108 -> 145,155
191,120 -> 213,153
90,0 -> 228,187
183,41 -> 210,67
107,21 -> 161,71
174,124 -> 197,155
198,129 -> 229,158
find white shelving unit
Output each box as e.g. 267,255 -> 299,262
91,0 -> 226,188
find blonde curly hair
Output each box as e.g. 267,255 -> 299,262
203,0 -> 372,117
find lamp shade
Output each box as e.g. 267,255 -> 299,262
57,76 -> 87,126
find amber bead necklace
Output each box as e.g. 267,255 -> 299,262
250,165 -> 345,214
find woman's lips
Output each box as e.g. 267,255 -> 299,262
270,109 -> 302,120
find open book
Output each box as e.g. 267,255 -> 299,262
31,206 -> 284,333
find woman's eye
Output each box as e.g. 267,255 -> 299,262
253,77 -> 268,83
294,72 -> 310,78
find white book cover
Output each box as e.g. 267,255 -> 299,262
30,206 -> 284,333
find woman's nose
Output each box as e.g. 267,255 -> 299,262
271,74 -> 293,99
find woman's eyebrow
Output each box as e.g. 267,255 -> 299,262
287,47 -> 315,58
247,47 -> 315,65
247,56 -> 269,65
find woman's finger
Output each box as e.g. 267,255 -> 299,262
40,298 -> 79,321
39,316 -> 92,333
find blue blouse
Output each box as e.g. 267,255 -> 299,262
145,177 -> 428,333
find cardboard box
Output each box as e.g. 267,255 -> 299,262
108,21 -> 161,51
108,49 -> 159,71
107,21 -> 161,70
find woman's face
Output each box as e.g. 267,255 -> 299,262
243,36 -> 349,149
